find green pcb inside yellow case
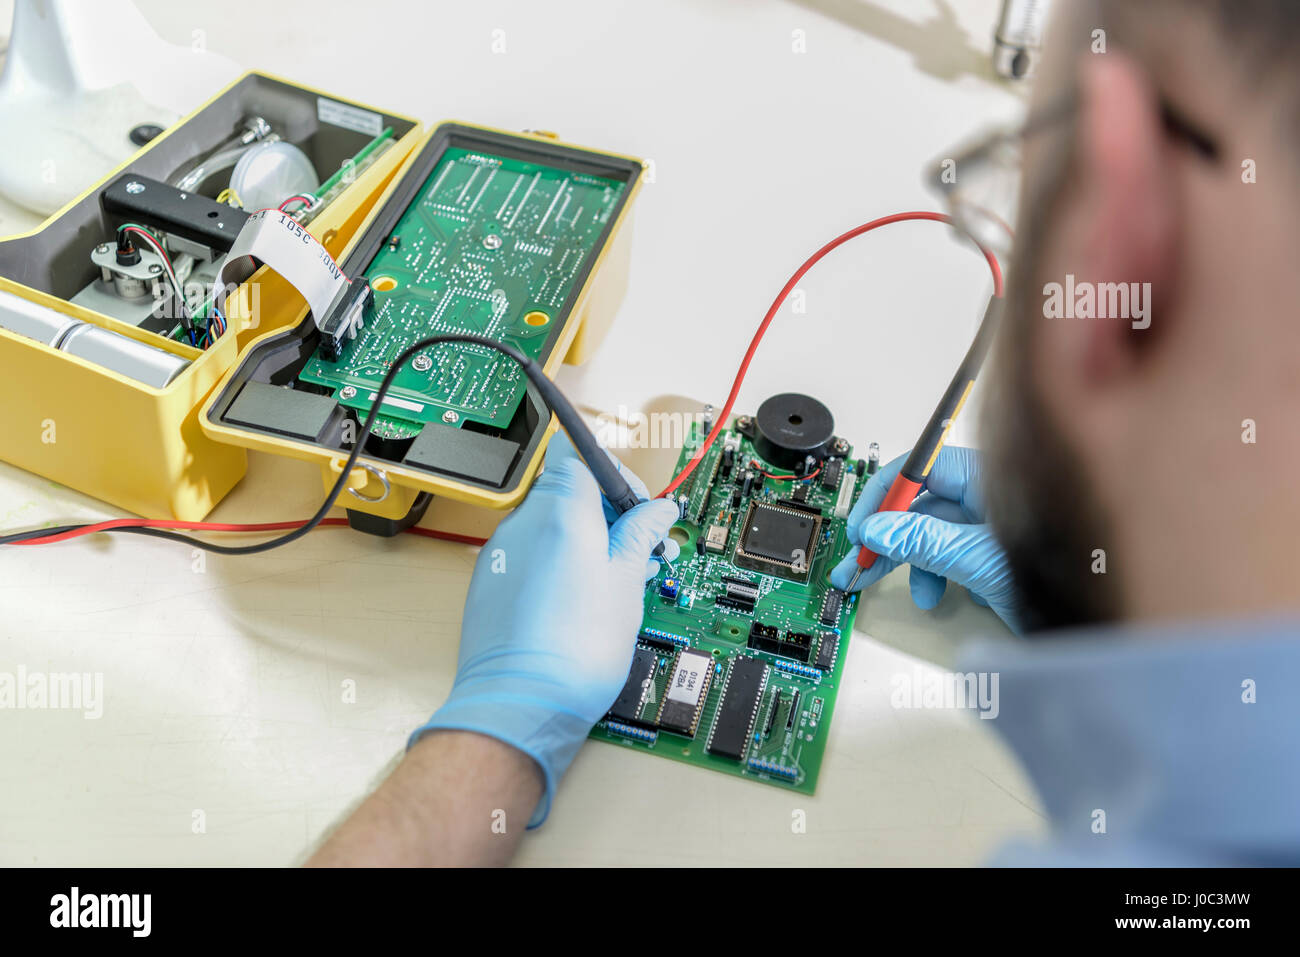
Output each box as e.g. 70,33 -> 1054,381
201,123 -> 646,531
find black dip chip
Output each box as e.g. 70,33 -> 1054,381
733,502 -> 822,583
814,633 -> 839,671
819,589 -> 844,626
608,646 -> 658,726
707,656 -> 769,760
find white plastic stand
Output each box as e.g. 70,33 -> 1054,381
0,0 -> 243,216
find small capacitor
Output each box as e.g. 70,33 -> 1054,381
721,445 -> 735,475
867,442 -> 881,475
741,470 -> 755,498
701,403 -> 714,437
677,494 -> 690,519
730,487 -> 742,509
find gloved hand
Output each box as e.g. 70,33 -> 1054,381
830,446 -> 1020,633
409,431 -> 681,827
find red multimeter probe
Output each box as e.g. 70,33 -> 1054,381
844,295 -> 1002,592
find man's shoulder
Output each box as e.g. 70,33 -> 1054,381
959,617 -> 1300,867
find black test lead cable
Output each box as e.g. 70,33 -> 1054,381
0,330 -> 673,565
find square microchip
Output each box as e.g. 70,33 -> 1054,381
733,502 -> 822,583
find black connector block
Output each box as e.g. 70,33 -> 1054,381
101,174 -> 250,252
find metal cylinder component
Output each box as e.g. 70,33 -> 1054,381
0,289 -> 82,347
90,242 -> 167,301
58,323 -> 190,388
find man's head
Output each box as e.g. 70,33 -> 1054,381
982,0 -> 1300,632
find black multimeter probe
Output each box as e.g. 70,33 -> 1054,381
385,334 -> 674,568
0,323 -> 673,562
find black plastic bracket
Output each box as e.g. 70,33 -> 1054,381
345,491 -> 434,538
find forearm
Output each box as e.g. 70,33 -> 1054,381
307,729 -> 544,867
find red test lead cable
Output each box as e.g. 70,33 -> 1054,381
657,212 -> 1003,501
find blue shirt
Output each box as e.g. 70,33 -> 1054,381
959,618 -> 1300,866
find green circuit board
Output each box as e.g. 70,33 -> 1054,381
298,146 -> 628,436
590,421 -> 864,793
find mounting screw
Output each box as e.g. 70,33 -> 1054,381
129,123 -> 165,147
442,410 -> 460,424
483,233 -> 503,249
148,264 -> 163,274
95,243 -> 111,255
412,355 -> 432,372
125,181 -> 145,194
339,386 -> 357,400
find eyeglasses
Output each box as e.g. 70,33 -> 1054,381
927,89 -> 1223,262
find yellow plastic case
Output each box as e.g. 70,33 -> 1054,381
0,72 -> 421,521
199,122 -> 644,530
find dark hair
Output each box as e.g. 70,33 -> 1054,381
978,0 -> 1300,631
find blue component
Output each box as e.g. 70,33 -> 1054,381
676,589 -> 692,608
659,578 -> 680,600
606,720 -> 657,743
747,757 -> 798,780
642,627 -> 689,648
773,659 -> 821,681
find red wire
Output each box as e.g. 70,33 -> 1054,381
751,466 -> 822,482
118,225 -> 173,270
10,517 -> 488,549
657,211 -> 1003,499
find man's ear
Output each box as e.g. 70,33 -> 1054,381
1062,51 -> 1180,381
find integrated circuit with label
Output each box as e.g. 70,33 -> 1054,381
656,648 -> 714,737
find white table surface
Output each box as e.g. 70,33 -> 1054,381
0,0 -> 1044,865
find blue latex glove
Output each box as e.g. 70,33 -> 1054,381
829,446 -> 1020,633
409,431 -> 681,827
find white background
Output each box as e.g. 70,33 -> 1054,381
0,0 -> 1044,865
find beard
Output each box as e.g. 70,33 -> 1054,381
982,361 -> 1122,634
980,160 -> 1124,633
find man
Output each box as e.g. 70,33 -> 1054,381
310,0 -> 1300,866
